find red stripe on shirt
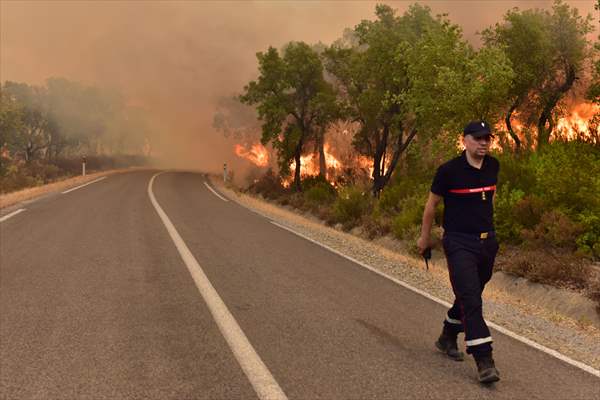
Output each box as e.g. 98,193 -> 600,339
448,185 -> 496,194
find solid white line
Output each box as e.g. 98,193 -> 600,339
0,208 -> 26,222
61,176 -> 107,194
148,172 -> 287,400
269,220 -> 600,379
203,181 -> 229,202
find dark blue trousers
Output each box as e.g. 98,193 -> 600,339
442,232 -> 499,358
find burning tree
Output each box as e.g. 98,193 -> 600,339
482,0 -> 594,150
240,42 -> 338,192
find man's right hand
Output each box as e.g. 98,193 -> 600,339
417,236 -> 430,256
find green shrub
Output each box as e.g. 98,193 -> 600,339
495,150 -> 536,193
391,193 -> 426,240
494,183 -> 525,243
377,185 -> 403,214
302,175 -> 337,209
0,164 -> 40,193
576,211 -> 600,259
333,186 -> 372,228
529,141 -> 600,215
304,185 -> 336,208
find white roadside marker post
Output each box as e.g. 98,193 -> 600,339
223,162 -> 227,183
82,156 -> 87,176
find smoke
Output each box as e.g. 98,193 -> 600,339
1,1 -> 596,174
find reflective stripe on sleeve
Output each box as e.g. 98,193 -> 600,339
466,337 -> 493,347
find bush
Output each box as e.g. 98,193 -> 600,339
302,175 -> 337,210
0,163 -> 40,193
494,183 -> 525,243
576,211 -> 600,259
333,186 -> 372,229
391,193 -> 426,240
499,249 -> 590,289
248,169 -> 286,200
522,210 -> 584,251
530,141 -> 600,215
304,184 -> 336,208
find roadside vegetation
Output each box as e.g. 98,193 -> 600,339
223,1 -> 600,308
0,78 -> 153,194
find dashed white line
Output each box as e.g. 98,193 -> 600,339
149,172 -> 287,400
204,181 -> 229,202
270,220 -> 600,379
61,176 -> 107,194
0,208 -> 26,223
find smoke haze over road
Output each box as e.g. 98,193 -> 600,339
1,1 -> 596,173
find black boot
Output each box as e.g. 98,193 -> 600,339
435,328 -> 464,361
475,354 -> 500,383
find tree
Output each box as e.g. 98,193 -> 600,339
240,42 -> 338,191
0,89 -> 24,150
482,0 -> 593,150
1,82 -> 52,162
326,4 -> 513,195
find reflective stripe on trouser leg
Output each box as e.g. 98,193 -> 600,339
466,337 -> 493,347
443,306 -> 464,336
445,315 -> 462,325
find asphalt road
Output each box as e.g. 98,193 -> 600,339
1,170 -> 598,399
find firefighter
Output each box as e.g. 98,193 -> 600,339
417,120 -> 501,383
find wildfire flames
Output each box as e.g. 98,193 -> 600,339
234,143 -> 269,167
233,140 -> 373,186
555,102 -> 599,141
501,102 -> 599,145
289,144 -> 342,177
233,102 -> 598,184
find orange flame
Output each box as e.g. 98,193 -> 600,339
498,102 -> 599,147
288,144 -> 343,178
234,143 -> 269,167
555,103 -> 599,141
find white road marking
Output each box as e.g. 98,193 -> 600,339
204,181 -> 229,202
270,221 -> 600,379
61,176 -> 107,194
0,208 -> 26,222
148,172 -> 287,400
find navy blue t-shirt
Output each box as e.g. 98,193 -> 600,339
431,151 -> 499,234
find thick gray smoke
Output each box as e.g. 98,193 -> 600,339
1,1 -> 596,174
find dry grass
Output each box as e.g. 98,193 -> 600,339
495,246 -> 591,290
0,168 -> 148,209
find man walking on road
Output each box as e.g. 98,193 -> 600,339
417,120 -> 501,383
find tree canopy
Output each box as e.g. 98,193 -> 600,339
482,0 -> 594,149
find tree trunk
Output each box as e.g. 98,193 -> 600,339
293,135 -> 304,192
317,133 -> 326,177
371,125 -> 388,197
537,65 -> 576,149
505,99 -> 522,151
374,125 -> 418,196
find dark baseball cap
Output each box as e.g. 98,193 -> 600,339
463,120 -> 494,138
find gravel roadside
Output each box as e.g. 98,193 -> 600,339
210,176 -> 600,372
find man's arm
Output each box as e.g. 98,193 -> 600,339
417,192 -> 442,255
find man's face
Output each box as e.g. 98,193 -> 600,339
463,134 -> 492,158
